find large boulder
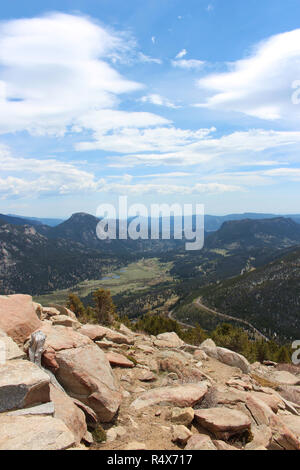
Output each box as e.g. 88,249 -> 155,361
200,342 -> 250,374
0,415 -> 74,450
36,323 -> 92,370
54,343 -> 122,422
0,294 -> 41,344
40,323 -> 91,352
269,371 -> 300,386
130,382 -> 208,410
47,304 -> 78,320
79,324 -> 134,345
0,360 -> 50,412
154,332 -> 184,349
194,407 -> 251,440
51,315 -> 81,329
50,385 -> 87,445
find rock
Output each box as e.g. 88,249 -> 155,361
119,324 -> 136,336
201,344 -> 250,374
194,407 -> 251,440
249,390 -> 285,413
263,360 -> 277,367
277,385 -> 300,407
280,415 -> 300,439
0,335 -> 25,361
154,332 -> 184,348
226,378 -> 252,391
0,415 -> 74,450
50,384 -> 87,445
33,302 -> 43,319
213,440 -> 239,450
245,424 -> 273,450
244,395 -> 274,426
37,323 -> 92,370
268,414 -> 300,450
185,434 -> 217,450
194,350 -> 209,362
200,338 -> 216,349
106,426 -> 126,442
269,371 -> 300,386
42,346 -> 59,371
124,441 -> 147,450
42,307 -> 61,317
51,315 -> 81,329
106,352 -> 135,368
73,399 -> 98,429
137,370 -> 156,382
79,324 -> 133,345
0,294 -> 41,344
137,344 -> 155,354
7,402 -> 55,417
171,425 -> 192,445
55,343 -> 122,422
0,359 -> 50,412
95,339 -> 114,350
170,407 -> 194,426
48,304 -> 78,320
78,324 -> 106,341
82,431 -> 94,446
130,382 -> 208,410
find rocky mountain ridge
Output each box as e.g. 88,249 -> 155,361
1,294 -> 300,450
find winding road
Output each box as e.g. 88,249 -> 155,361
169,297 -> 269,342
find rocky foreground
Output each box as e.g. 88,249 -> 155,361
1,294 -> 300,450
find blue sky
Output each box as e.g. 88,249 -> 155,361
1,0 -> 300,217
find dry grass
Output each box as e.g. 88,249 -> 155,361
251,373 -> 279,390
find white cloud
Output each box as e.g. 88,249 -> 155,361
138,53 -> 162,64
0,13 -> 150,136
172,59 -> 205,70
0,144 -> 103,198
95,182 -> 241,195
197,29 -> 300,121
151,36 -> 156,44
0,143 -> 241,198
175,49 -> 187,59
76,126 -> 215,153
139,94 -> 180,109
106,128 -> 300,167
74,109 -> 169,135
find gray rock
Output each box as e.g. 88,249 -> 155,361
0,359 -> 50,412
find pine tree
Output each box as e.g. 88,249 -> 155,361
67,293 -> 86,320
92,288 -> 116,325
276,346 -> 291,364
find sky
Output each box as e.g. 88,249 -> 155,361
1,0 -> 300,217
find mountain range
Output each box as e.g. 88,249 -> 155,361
1,211 -> 300,291
200,246 -> 300,340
